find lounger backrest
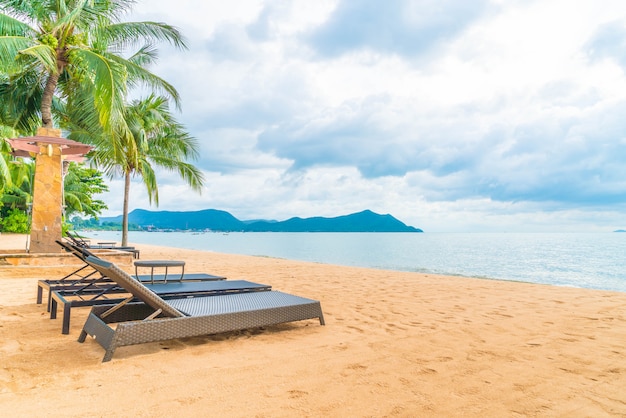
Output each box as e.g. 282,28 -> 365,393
66,231 -> 89,247
56,239 -> 75,254
57,240 -> 97,262
70,242 -> 97,259
85,256 -> 185,318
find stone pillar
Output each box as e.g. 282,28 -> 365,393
29,127 -> 64,253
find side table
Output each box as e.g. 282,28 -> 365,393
134,260 -> 185,284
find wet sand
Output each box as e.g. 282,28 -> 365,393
1,233 -> 625,417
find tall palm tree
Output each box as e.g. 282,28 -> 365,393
89,95 -> 204,246
0,0 -> 186,136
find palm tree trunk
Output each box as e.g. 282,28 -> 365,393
41,71 -> 59,128
122,171 -> 131,246
41,49 -> 67,128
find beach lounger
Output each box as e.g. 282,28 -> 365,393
34,240 -> 121,308
56,240 -> 227,284
78,256 -> 325,362
66,231 -> 140,258
37,241 -> 227,308
51,279 -> 272,335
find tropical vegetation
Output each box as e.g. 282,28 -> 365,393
0,0 -> 204,240
0,0 -> 184,134
0,146 -> 109,233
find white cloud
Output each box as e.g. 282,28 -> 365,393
94,0 -> 626,232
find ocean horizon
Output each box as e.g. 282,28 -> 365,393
85,231 -> 626,293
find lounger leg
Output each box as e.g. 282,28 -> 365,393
102,347 -> 116,362
50,298 -> 57,319
62,302 -> 72,335
36,285 -> 43,304
78,330 -> 87,343
46,289 -> 52,312
102,334 -> 121,362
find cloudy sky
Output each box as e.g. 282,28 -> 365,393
99,0 -> 626,232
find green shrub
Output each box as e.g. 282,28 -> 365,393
0,208 -> 30,233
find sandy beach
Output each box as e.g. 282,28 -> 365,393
0,233 -> 625,417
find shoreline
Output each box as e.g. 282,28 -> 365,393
76,230 -> 626,293
1,234 -> 625,416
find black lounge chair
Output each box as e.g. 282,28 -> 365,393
58,240 -> 223,282
36,240 -> 227,309
36,242 -> 107,307
66,231 -> 140,258
78,256 -> 325,362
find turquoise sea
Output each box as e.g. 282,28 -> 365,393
86,231 -> 626,293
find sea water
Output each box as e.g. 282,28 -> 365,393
86,231 -> 626,293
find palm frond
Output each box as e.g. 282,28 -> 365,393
0,137 -> 12,188
0,12 -> 36,36
55,0 -> 93,28
101,21 -> 188,51
127,44 -> 159,67
89,0 -> 136,23
16,43 -> 57,73
0,36 -> 36,71
72,47 -> 127,133
0,64 -> 44,132
109,53 -> 181,108
137,158 -> 158,204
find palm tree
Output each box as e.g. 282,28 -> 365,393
0,0 -> 186,135
89,95 -> 204,246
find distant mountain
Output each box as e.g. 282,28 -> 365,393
100,209 -> 423,232
102,209 -> 245,231
245,210 -> 421,232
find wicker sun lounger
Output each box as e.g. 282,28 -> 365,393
78,256 -> 325,362
51,279 -> 272,334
